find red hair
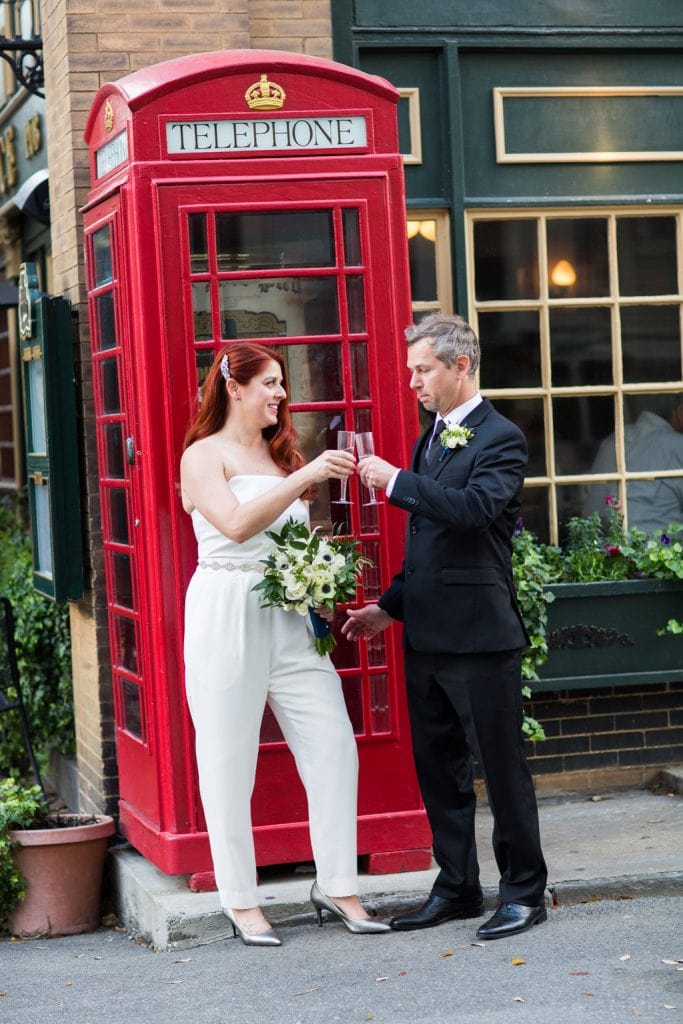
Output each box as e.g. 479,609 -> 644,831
183,342 -> 305,479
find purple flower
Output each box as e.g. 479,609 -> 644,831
605,544 -> 621,557
514,517 -> 524,536
660,533 -> 671,546
605,496 -> 613,506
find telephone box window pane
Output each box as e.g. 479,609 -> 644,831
27,358 -> 46,453
291,409 -> 341,525
617,217 -> 677,296
367,632 -> 386,668
331,629 -> 360,670
550,307 -> 612,386
114,614 -> 137,674
407,220 -> 437,302
342,209 -> 361,266
120,678 -> 143,739
195,348 -> 215,402
474,220 -> 538,301
350,343 -> 369,400
341,676 -> 364,734
278,344 -> 342,403
96,293 -> 116,351
353,408 -> 373,434
215,211 -> 334,271
520,487 -> 550,542
192,283 -> 213,340
494,398 -> 546,476
370,675 -> 390,733
112,552 -> 134,609
92,226 -> 112,287
547,218 -> 609,299
188,213 -> 208,273
220,277 -> 339,338
553,396 -> 615,476
621,305 -> 681,383
107,488 -> 129,544
478,311 -> 541,388
346,276 -> 366,334
103,423 -> 125,479
101,358 -> 121,414
360,539 -> 382,601
33,480 -> 52,576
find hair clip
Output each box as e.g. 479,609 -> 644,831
220,354 -> 230,381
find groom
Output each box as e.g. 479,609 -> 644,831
342,313 -> 547,939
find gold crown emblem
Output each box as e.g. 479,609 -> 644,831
103,98 -> 114,133
245,74 -> 286,111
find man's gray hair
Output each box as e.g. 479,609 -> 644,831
405,313 -> 480,377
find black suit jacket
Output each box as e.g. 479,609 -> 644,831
378,398 -> 529,654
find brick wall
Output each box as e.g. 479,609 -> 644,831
41,0 -> 333,814
526,682 -> 683,794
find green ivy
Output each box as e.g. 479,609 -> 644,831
0,497 -> 75,778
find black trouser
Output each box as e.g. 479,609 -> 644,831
404,645 -> 547,906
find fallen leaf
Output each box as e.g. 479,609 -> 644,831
365,1017 -> 374,1022
581,992 -> 593,997
570,971 -> 590,976
174,958 -> 192,964
439,951 -> 454,958
0,993 -> 6,997
375,976 -> 389,982
513,996 -> 525,1003
640,835 -> 651,840
619,954 -> 631,961
398,971 -> 407,976
66,981 -> 73,988
510,957 -> 526,966
663,1006 -> 677,1011
471,941 -> 486,948
590,794 -> 603,801
647,819 -> 665,824
92,956 -> 102,961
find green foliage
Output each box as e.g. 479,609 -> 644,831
0,776 -> 48,923
0,497 -> 75,777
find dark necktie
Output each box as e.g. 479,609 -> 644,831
425,419 -> 446,468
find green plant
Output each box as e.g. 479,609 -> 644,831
0,776 -> 48,923
0,496 -> 75,777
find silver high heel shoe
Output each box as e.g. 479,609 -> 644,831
310,881 -> 391,933
224,908 -> 282,947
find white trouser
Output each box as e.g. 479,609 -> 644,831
184,601 -> 359,910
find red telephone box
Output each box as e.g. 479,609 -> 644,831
82,50 -> 430,881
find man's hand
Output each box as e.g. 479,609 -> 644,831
342,604 -> 394,641
357,455 -> 397,491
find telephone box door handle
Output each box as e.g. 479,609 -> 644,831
125,436 -> 136,465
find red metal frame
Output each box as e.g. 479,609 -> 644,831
83,50 -> 430,877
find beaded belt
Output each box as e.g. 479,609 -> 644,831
197,559 -> 263,573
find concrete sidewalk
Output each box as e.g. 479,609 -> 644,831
111,768 -> 683,951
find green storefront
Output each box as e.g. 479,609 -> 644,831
332,2 -> 683,783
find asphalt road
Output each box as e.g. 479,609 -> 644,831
2,896 -> 682,1024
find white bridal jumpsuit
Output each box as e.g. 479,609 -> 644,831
183,474 -> 359,910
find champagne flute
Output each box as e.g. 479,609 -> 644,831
336,430 -> 355,504
355,432 -> 383,505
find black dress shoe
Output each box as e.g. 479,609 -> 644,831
476,901 -> 547,940
390,892 -> 485,931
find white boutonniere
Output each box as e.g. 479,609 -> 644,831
439,424 -> 474,461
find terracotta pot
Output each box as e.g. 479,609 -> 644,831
8,815 -> 115,938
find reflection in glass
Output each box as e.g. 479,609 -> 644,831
342,208 -> 361,266
220,277 -> 338,338
92,226 -> 112,286
33,480 -> 52,576
370,674 -> 390,733
114,614 -> 137,673
350,343 -> 370,399
192,283 -> 212,340
342,676 -> 364,734
552,396 -> 614,476
353,408 -> 373,435
581,480 -> 621,524
549,307 -> 612,386
111,552 -> 134,609
331,629 -> 360,670
360,539 -> 382,600
259,704 -> 285,744
547,218 -> 608,298
474,219 -> 538,301
407,220 -> 437,302
107,488 -> 129,544
27,358 -> 46,453
478,311 -> 541,388
188,213 -> 208,273
617,216 -> 677,296
277,344 -> 342,403
624,393 -> 683,474
101,358 -> 120,414
96,293 -> 116,350
195,348 -> 215,405
103,423 -> 125,479
621,305 -> 680,383
346,276 -> 366,333
121,678 -> 143,739
557,484 -> 596,543
367,631 -> 386,668
519,486 -> 549,542
494,398 -> 546,476
291,409 -> 342,524
215,210 -> 334,271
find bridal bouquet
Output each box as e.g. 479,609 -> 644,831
252,517 -> 370,655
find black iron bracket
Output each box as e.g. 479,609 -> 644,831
0,36 -> 44,97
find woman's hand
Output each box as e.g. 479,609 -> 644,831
306,449 -> 356,484
314,605 -> 335,623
